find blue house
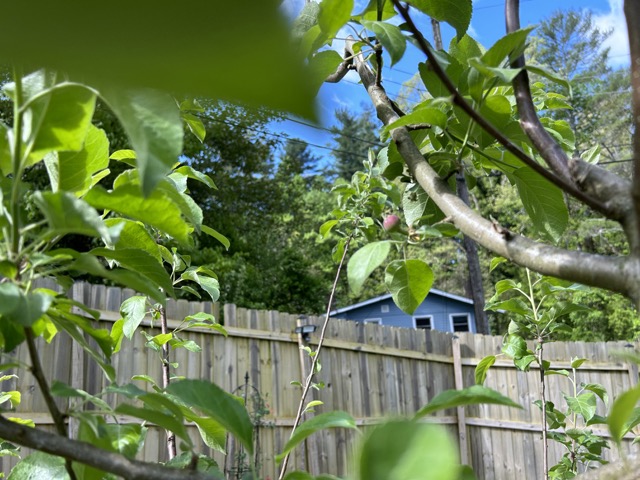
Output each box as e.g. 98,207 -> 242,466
330,289 -> 477,333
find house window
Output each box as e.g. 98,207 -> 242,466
414,316 -> 433,330
364,318 -> 381,325
381,304 -> 389,313
451,314 -> 470,332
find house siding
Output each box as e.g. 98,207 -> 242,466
331,293 -> 477,333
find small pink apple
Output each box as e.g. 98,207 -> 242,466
383,215 -> 401,232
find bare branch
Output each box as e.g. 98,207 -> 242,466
505,0 -> 572,182
25,328 -> 77,480
624,0 -> 640,254
159,306 -> 176,459
344,35 -> 640,305
390,0 -> 618,220
0,415 -> 215,480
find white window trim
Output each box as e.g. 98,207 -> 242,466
413,315 -> 433,330
363,318 -> 382,325
449,313 -> 471,332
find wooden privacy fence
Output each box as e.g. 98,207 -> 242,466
1,280 -> 639,479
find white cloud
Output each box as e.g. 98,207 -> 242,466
593,0 -> 630,67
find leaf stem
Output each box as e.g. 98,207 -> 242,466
277,234 -> 353,480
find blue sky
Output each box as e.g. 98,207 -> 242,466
273,0 -> 630,167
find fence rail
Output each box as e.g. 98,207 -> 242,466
1,280 -> 638,479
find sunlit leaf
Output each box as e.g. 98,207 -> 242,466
385,259 -> 433,314
407,0 -> 472,39
84,184 -> 190,244
361,21 -> 406,66
416,385 -> 522,418
347,241 -> 391,296
120,296 -> 148,339
608,385 -> 640,445
475,355 -> 496,385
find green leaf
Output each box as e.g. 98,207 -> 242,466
91,247 -> 174,296
276,411 -> 356,463
407,0 -> 472,39
70,253 -> 165,305
115,403 -> 192,448
485,298 -> 531,316
47,125 -> 109,196
9,71 -> 96,162
201,225 -> 230,251
582,383 -> 608,405
0,283 -> 22,315
165,452 -> 223,475
416,385 -> 522,418
526,65 -> 571,93
481,27 -> 534,67
511,167 -> 568,242
356,0 -> 397,21
7,452 -> 67,480
468,59 -> 522,84
571,357 -> 587,369
172,165 -> 216,190
608,385 -> 640,445
361,21 -> 406,66
565,393 -> 597,422
402,183 -> 430,228
382,108 -> 447,140
502,334 -> 528,360
475,356 -> 496,385
319,0 -> 354,41
104,219 -> 162,264
0,2 -> 316,119
166,380 -> 254,456
110,149 -> 137,166
309,50 -> 344,91
5,291 -> 53,327
99,87 -> 182,195
494,279 -> 520,296
33,191 -> 112,242
181,112 -> 206,143
347,241 -> 391,296
185,414 -> 227,453
357,421 -> 458,480
181,267 -> 220,302
120,296 -> 148,339
489,257 -> 507,272
385,259 -> 434,315
84,184 -> 189,244
319,220 -> 339,238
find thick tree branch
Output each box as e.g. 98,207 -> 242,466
624,0 -> 640,254
390,0 -> 621,222
343,36 -> 640,305
504,0 -> 573,183
506,0 -> 633,229
0,415 -> 215,480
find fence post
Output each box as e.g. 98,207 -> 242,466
452,335 -> 469,465
68,282 -> 86,441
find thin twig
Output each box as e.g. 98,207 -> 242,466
159,305 -> 176,460
277,234 -> 354,480
538,339 -> 549,479
25,328 -> 78,480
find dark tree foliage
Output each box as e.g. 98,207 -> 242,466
330,108 -> 380,179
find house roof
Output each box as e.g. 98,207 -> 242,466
330,288 -> 474,315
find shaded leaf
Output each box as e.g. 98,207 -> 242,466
166,380 -> 254,456
0,1 -> 316,119
7,452 -> 67,480
416,385 -> 521,418
357,420 -> 458,480
361,20 -> 406,66
120,296 -> 148,339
